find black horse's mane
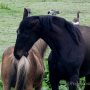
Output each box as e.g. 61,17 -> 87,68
22,15 -> 82,45
39,15 -> 53,31
38,15 -> 82,45
65,19 -> 82,44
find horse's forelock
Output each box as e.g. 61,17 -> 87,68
18,56 -> 30,73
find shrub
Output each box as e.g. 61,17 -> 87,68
0,3 -> 11,10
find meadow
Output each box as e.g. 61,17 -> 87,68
0,0 -> 90,89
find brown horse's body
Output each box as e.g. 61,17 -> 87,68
1,39 -> 47,90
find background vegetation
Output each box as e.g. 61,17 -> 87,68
0,0 -> 90,89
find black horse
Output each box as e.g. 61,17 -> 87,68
14,15 -> 90,90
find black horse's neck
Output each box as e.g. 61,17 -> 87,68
39,16 -> 82,52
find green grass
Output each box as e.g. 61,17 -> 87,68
0,0 -> 90,89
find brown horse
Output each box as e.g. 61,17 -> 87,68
1,8 -> 47,90
1,39 -> 47,90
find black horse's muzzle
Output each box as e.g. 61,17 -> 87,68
14,50 -> 28,60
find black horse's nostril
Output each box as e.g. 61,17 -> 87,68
14,49 -> 28,60
14,50 -> 22,60
14,52 -> 21,60
24,52 -> 28,57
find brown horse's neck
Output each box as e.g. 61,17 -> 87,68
33,39 -> 47,58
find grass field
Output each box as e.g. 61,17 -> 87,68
0,0 -> 90,89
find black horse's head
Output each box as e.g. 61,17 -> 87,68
14,16 -> 41,59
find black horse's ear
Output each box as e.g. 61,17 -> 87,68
23,8 -> 31,20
